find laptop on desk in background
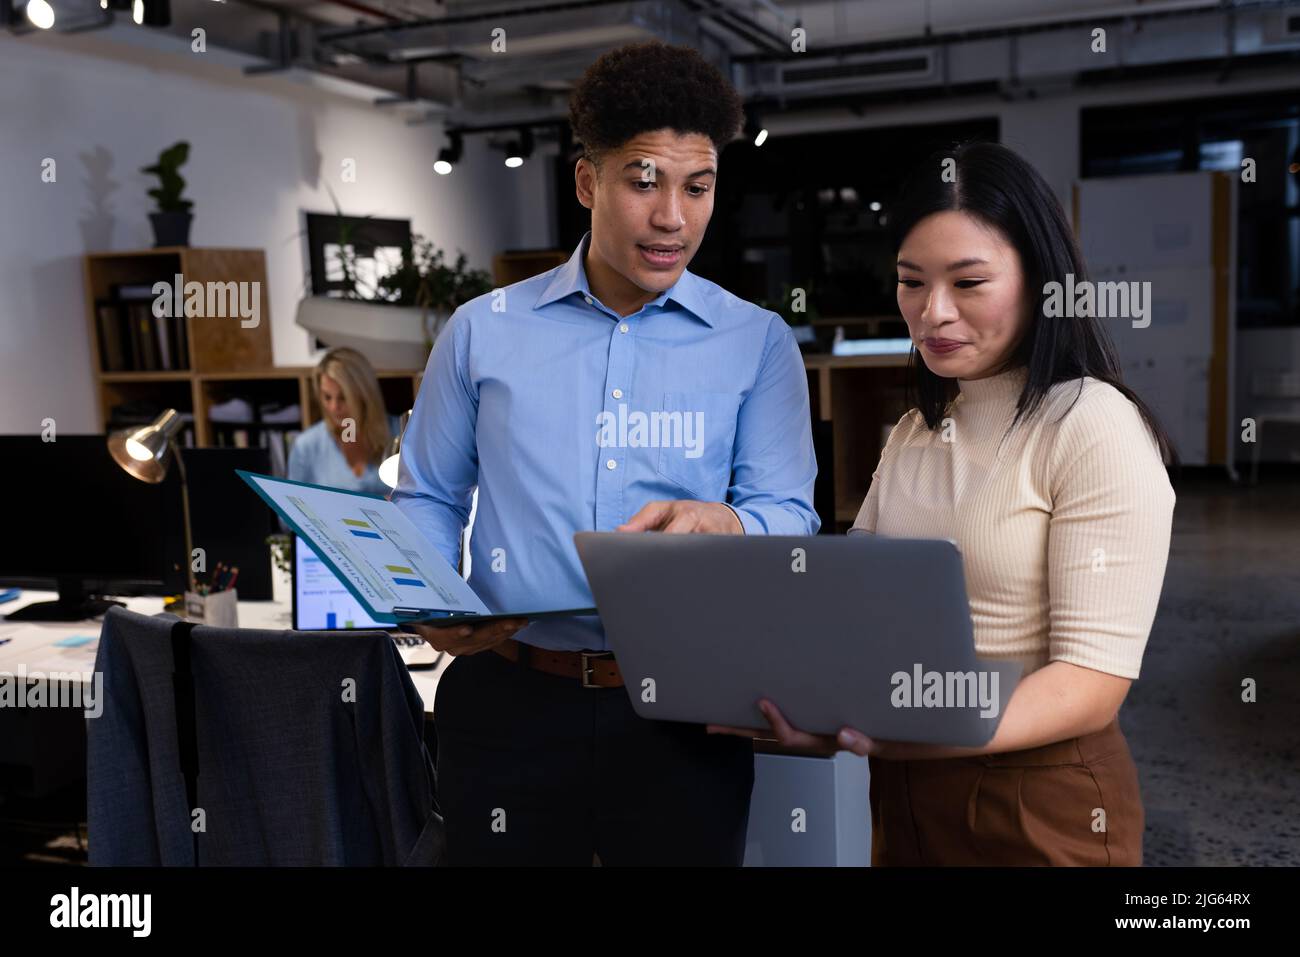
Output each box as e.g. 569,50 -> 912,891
290,535 -> 441,669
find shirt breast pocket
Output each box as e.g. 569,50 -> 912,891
655,390 -> 741,501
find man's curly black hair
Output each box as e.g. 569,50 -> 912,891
568,41 -> 744,167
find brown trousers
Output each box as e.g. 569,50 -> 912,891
868,718 -> 1143,866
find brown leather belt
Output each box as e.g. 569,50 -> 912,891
491,638 -> 624,688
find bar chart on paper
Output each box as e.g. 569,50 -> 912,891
238,470 -> 491,623
295,539 -> 386,631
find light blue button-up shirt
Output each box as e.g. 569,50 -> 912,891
392,233 -> 819,651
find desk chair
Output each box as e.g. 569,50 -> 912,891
87,606 -> 443,865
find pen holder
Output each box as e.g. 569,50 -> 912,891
185,588 -> 239,628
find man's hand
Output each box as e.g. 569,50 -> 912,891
617,500 -> 743,534
410,618 -> 528,656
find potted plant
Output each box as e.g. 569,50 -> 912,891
294,192 -> 493,368
142,141 -> 194,247
375,236 -> 493,350
265,533 -> 292,606
761,281 -> 823,351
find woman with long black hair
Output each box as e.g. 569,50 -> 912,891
711,141 -> 1177,865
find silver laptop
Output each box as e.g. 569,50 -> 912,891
574,532 -> 1021,747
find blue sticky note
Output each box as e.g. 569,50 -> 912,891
54,635 -> 97,648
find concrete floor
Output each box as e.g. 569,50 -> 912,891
1124,469 -> 1300,866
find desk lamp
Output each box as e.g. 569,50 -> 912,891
108,408 -> 196,596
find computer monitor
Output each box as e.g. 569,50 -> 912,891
0,434 -> 185,620
184,446 -> 278,601
291,534 -> 388,631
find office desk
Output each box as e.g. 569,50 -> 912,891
2,590 -> 870,865
0,590 -> 448,714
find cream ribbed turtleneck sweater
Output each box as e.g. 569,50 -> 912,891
851,367 -> 1176,679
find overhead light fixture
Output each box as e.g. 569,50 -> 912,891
869,201 -> 882,212
435,130 -> 462,176
504,127 -> 533,169
26,0 -> 56,29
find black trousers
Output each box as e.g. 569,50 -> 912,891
432,647 -> 755,866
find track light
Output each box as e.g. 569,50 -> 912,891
504,127 -> 533,169
435,130 -> 463,175
26,0 -> 56,29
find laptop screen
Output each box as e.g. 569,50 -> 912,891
292,535 -> 388,631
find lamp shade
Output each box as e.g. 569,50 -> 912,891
108,408 -> 185,483
378,408 -> 413,489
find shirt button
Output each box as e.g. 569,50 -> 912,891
605,459 -> 617,470
584,295 -> 593,305
619,323 -> 629,333
611,388 -> 623,399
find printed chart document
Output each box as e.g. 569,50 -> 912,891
238,471 -> 596,626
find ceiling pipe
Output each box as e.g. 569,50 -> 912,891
731,0 -> 1297,63
310,0 -> 403,23
316,0 -> 636,44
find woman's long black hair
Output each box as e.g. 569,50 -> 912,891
891,141 -> 1177,467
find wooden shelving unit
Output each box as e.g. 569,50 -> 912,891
84,247 -> 909,527
803,353 -> 911,527
492,249 -> 570,286
84,248 -> 422,450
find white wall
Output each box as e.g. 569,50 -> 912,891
0,27 -> 554,434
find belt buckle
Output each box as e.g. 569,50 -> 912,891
580,651 -> 613,688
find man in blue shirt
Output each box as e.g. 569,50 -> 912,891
393,41 -> 819,865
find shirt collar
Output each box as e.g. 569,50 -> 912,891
534,232 -> 713,327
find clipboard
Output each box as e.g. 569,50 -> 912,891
237,471 -> 596,626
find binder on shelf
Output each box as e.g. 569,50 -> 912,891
95,300 -> 129,373
155,312 -> 172,370
134,302 -> 161,371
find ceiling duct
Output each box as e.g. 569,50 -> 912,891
777,50 -> 936,91
737,0 -> 1300,102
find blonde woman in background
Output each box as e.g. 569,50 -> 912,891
288,347 -> 399,496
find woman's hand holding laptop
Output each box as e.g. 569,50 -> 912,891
707,701 -> 974,760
